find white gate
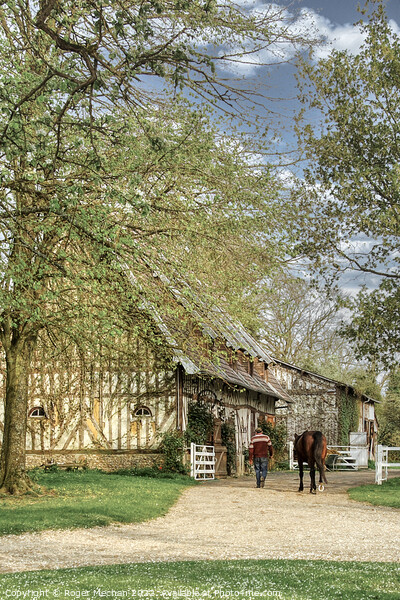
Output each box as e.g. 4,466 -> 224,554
190,443 -> 215,480
349,432 -> 368,468
375,445 -> 400,485
288,441 -> 294,470
288,441 -> 358,471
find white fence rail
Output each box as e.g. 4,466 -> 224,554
288,441 -> 360,470
326,446 -> 358,470
190,443 -> 215,480
288,441 -> 294,470
375,445 -> 400,485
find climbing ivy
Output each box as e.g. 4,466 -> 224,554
221,421 -> 236,476
184,400 -> 215,445
159,431 -> 187,474
260,420 -> 288,465
338,393 -> 359,446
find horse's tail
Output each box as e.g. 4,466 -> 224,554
313,431 -> 328,483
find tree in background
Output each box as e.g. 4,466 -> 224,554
293,1 -> 400,370
0,1 -> 311,493
377,369 -> 400,451
255,273 -> 385,407
256,274 -> 352,374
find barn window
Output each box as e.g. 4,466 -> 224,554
133,406 -> 152,417
28,406 -> 47,418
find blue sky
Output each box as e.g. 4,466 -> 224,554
187,1 -> 398,297
226,1 -> 400,113
302,0 -> 400,28
242,1 -> 400,296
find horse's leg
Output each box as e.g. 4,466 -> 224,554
317,463 -> 326,492
298,459 -> 304,492
321,458 -> 328,484
309,460 -> 316,494
318,462 -> 327,485
315,435 -> 328,485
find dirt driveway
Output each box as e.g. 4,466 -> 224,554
0,470 -> 399,573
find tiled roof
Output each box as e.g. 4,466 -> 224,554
186,356 -> 291,401
158,312 -> 292,401
167,284 -> 274,364
143,271 -> 292,402
272,358 -> 379,404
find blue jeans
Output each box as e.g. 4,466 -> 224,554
254,457 -> 268,487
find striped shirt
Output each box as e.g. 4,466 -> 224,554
249,432 -> 273,460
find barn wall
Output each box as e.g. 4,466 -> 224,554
181,373 -> 275,453
0,338 -> 177,466
25,450 -> 163,471
272,364 -> 339,445
0,336 -> 283,472
24,365 -> 177,453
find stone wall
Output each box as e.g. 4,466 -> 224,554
26,451 -> 162,471
272,363 -> 340,445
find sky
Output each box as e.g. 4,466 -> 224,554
224,1 -> 400,125
290,0 -> 400,51
238,1 -> 400,296
257,0 -> 400,124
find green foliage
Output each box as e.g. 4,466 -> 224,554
294,2 -> 400,368
221,421 -> 236,476
184,401 -> 215,446
338,393 -> 359,446
159,431 -> 188,474
1,560 -> 400,600
351,370 -> 383,401
0,0 -> 300,492
348,477 -> 400,509
259,420 -> 287,465
242,446 -> 251,472
0,470 -> 194,535
377,369 -> 400,460
111,467 -> 193,481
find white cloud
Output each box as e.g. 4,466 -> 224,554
219,3 -> 400,75
311,13 -> 367,59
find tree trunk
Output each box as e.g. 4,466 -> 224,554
0,335 -> 36,494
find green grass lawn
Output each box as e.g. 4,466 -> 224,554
0,560 -> 399,600
0,470 -> 195,536
348,476 -> 400,508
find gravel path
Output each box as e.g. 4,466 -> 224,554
0,471 -> 399,573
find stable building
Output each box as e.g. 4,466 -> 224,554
271,359 -> 379,459
0,301 -> 291,474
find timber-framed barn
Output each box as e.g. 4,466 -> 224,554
272,359 -> 379,459
0,298 -> 292,474
0,285 -> 379,473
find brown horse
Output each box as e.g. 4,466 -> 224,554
294,430 -> 328,494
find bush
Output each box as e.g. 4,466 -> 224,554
159,431 -> 188,474
184,400 -> 214,445
260,420 -> 288,468
111,467 -> 192,480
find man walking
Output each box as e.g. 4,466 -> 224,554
249,426 -> 274,488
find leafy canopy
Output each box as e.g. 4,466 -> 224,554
0,0 -> 303,354
293,1 -> 400,368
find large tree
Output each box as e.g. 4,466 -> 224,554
255,274 -> 352,372
378,368 -> 400,449
0,1 -> 308,493
293,1 -> 400,369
